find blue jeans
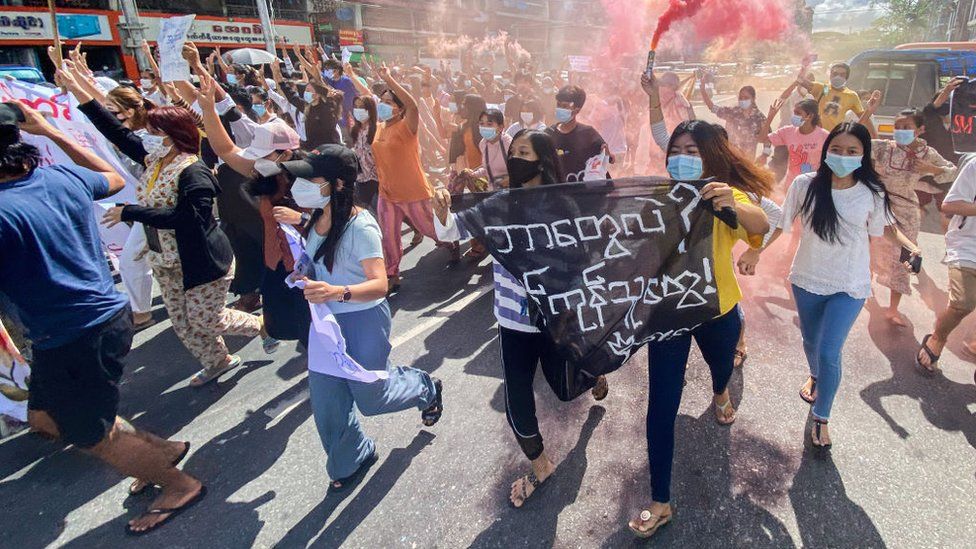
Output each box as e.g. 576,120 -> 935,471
645,305 -> 742,503
308,301 -> 436,480
791,285 -> 865,421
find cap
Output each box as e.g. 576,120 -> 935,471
94,76 -> 119,92
279,144 -> 359,182
240,120 -> 301,160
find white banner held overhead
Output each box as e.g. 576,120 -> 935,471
157,14 -> 195,82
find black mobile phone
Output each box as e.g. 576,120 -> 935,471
900,247 -> 922,274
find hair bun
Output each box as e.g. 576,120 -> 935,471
0,124 -> 20,148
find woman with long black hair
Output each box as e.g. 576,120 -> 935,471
432,129 -> 609,509
629,73 -> 772,539
272,145 -> 444,490
749,122 -> 920,449
350,94 -> 379,214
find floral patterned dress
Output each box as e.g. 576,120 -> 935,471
137,149 -> 199,268
870,139 -> 957,295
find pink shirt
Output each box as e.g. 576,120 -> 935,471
769,126 -> 829,187
476,133 -> 513,189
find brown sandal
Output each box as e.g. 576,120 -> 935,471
629,507 -> 673,538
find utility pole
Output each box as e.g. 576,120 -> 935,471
256,0 -> 277,55
118,0 -> 149,70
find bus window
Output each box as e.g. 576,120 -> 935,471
883,63 -> 917,106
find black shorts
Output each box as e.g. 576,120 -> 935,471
28,306 -> 133,448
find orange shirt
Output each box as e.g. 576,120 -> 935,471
461,127 -> 483,170
372,119 -> 433,203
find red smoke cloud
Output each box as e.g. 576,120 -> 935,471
651,0 -> 707,50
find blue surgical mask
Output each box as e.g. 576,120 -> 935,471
824,152 -> 862,177
448,102 -> 458,113
226,74 -> 238,85
738,100 -> 752,109
304,90 -> 314,103
252,104 -> 267,117
666,154 -> 703,180
353,108 -> 370,122
791,114 -> 804,127
555,107 -> 573,123
377,102 -> 394,121
893,129 -> 915,146
479,126 -> 498,140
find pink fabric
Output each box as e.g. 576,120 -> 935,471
378,197 -> 450,276
768,126 -> 829,187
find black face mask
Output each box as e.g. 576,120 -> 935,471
507,157 -> 542,188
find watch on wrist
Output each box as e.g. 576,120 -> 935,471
300,212 -> 311,225
340,286 -> 352,303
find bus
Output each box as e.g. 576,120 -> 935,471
846,47 -> 976,136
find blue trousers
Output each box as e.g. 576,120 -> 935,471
308,301 -> 436,480
646,305 -> 741,503
791,285 -> 865,421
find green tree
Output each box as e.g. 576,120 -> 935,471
872,0 -> 937,44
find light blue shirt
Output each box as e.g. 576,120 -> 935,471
306,211 -> 385,314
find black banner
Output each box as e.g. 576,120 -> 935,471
950,79 -> 976,154
455,177 -> 722,398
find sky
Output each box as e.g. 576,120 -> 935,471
808,0 -> 886,33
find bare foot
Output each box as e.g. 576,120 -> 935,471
917,334 -> 944,372
886,311 -> 908,327
127,474 -> 202,534
510,454 -> 555,508
800,376 -> 817,403
629,501 -> 672,538
133,311 -> 153,327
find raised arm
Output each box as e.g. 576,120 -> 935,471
859,90 -> 881,138
641,73 -> 669,152
57,69 -> 149,164
378,63 -> 419,134
344,62 -> 373,97
759,98 -> 782,145
698,73 -> 717,112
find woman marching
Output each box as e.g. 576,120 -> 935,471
431,129 -> 609,509
270,145 -> 445,490
629,73 -> 773,539
747,122 -> 921,449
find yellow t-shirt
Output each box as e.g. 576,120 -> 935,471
811,82 -> 864,131
712,189 -> 764,316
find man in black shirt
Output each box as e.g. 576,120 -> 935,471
545,85 -> 610,182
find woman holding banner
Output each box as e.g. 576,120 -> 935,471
630,73 -> 772,539
431,129 -> 609,509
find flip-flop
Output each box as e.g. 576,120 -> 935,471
915,334 -> 941,374
714,398 -> 736,426
421,378 -> 443,427
189,356 -> 242,387
510,471 -> 546,508
129,442 -> 191,496
628,508 -> 673,539
591,375 -> 609,401
124,485 -> 207,536
733,349 -> 748,368
328,450 -> 379,493
799,377 -> 817,405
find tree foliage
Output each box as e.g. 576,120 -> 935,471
872,0 -> 938,44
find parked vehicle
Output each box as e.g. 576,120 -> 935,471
0,65 -> 47,85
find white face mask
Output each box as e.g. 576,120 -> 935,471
520,111 -> 534,124
291,177 -> 331,209
142,133 -> 167,155
140,78 -> 153,89
738,100 -> 752,109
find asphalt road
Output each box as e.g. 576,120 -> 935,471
2,96 -> 975,548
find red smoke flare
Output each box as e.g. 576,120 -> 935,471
651,0 -> 708,50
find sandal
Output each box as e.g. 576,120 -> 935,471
328,451 -> 379,493
128,441 -> 191,496
591,375 -> 609,401
714,397 -> 736,426
510,471 -> 545,508
262,335 -> 280,355
628,507 -> 673,538
421,378 -> 444,427
915,334 -> 940,374
733,349 -> 747,368
124,485 -> 207,536
799,377 -> 817,405
189,356 -> 242,387
811,418 -> 831,450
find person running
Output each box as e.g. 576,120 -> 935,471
0,101 -> 205,536
72,78 -> 269,387
272,145 -> 444,490
700,81 -> 766,159
861,106 -> 957,326
759,98 -> 829,192
751,122 -> 921,448
371,63 -> 458,291
628,74 -> 772,539
796,62 -> 872,133
916,157 -> 976,377
545,85 -> 610,182
430,129 -> 608,509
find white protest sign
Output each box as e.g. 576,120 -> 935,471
279,224 -> 389,383
568,55 -> 592,73
341,47 -> 352,66
0,79 -> 139,258
157,14 -> 195,82
0,320 -> 30,423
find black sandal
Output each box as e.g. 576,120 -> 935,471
421,378 -> 443,427
128,441 -> 191,496
511,471 -> 544,508
916,334 -> 941,374
124,485 -> 207,536
799,377 -> 817,405
812,419 -> 831,451
328,450 -> 379,493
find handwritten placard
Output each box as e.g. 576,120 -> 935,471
568,55 -> 592,73
157,14 -> 195,82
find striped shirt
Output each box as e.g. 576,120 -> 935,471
434,213 -> 538,333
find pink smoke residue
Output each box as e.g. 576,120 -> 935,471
651,0 -> 707,50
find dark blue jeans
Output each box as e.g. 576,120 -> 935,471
645,305 -> 741,503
